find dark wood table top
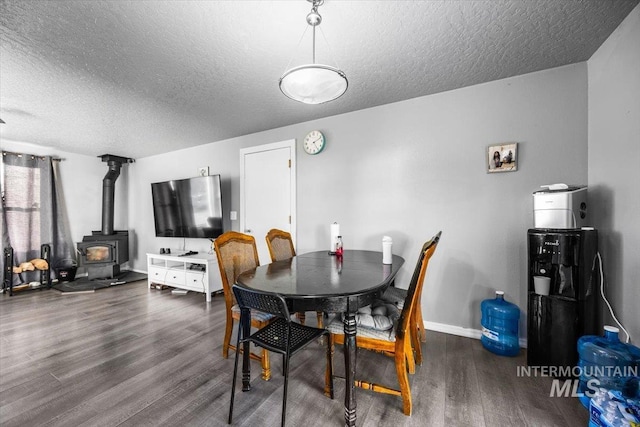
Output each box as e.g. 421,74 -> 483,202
236,249 -> 405,313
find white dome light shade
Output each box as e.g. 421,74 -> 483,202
279,64 -> 348,105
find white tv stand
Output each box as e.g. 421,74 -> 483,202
146,252 -> 222,303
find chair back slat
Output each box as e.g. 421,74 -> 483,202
396,231 -> 441,340
265,229 -> 296,262
232,285 -> 291,320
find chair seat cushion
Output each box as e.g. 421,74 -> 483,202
325,300 -> 399,342
380,286 -> 407,309
356,301 -> 400,330
231,304 -> 275,322
326,313 -> 397,342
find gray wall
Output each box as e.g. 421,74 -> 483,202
129,63 -> 589,338
588,5 -> 640,343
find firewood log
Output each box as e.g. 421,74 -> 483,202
29,259 -> 49,270
19,262 -> 35,272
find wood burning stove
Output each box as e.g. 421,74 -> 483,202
77,154 -> 133,280
78,231 -> 129,280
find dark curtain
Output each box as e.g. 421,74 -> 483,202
1,152 -> 75,284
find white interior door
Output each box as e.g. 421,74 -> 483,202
240,140 -> 296,265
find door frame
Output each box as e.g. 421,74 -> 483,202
239,139 -> 297,247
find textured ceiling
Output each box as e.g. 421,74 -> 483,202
1,0 -> 638,159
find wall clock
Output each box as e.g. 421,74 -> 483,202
303,130 -> 325,155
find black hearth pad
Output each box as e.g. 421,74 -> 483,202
53,271 -> 147,293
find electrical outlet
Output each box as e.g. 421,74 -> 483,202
230,211 -> 237,221
198,166 -> 209,177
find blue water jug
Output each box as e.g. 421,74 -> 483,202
481,291 -> 520,357
578,326 -> 640,408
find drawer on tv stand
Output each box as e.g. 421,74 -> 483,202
148,266 -> 167,282
164,269 -> 186,286
186,271 -> 205,288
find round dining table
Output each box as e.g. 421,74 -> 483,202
236,249 -> 405,426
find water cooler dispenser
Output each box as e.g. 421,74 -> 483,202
527,228 -> 601,368
527,185 -> 601,368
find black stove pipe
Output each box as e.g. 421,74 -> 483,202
101,161 -> 121,235
99,154 -> 134,236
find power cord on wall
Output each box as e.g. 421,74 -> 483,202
596,251 -> 631,343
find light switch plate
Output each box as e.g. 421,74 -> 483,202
230,211 -> 237,221
198,166 -> 209,177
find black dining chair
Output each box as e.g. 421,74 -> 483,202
229,285 -> 334,427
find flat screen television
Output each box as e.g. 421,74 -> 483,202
151,175 -> 223,238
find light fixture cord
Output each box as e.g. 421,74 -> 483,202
281,24 -> 310,75
318,25 -> 343,70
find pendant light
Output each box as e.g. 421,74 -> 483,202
279,0 -> 348,105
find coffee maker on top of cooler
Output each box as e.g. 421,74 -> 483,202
527,184 -> 601,369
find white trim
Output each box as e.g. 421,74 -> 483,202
424,321 -> 527,348
239,139 -> 297,244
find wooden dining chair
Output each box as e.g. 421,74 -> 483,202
381,231 -> 442,366
228,285 -> 333,427
214,231 -> 273,380
265,228 -> 324,328
265,228 -> 296,262
325,232 -> 440,416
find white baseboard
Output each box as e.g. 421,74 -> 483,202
424,321 -> 527,348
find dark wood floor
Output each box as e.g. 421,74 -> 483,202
0,281 -> 588,426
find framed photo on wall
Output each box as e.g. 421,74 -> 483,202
487,143 -> 518,173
